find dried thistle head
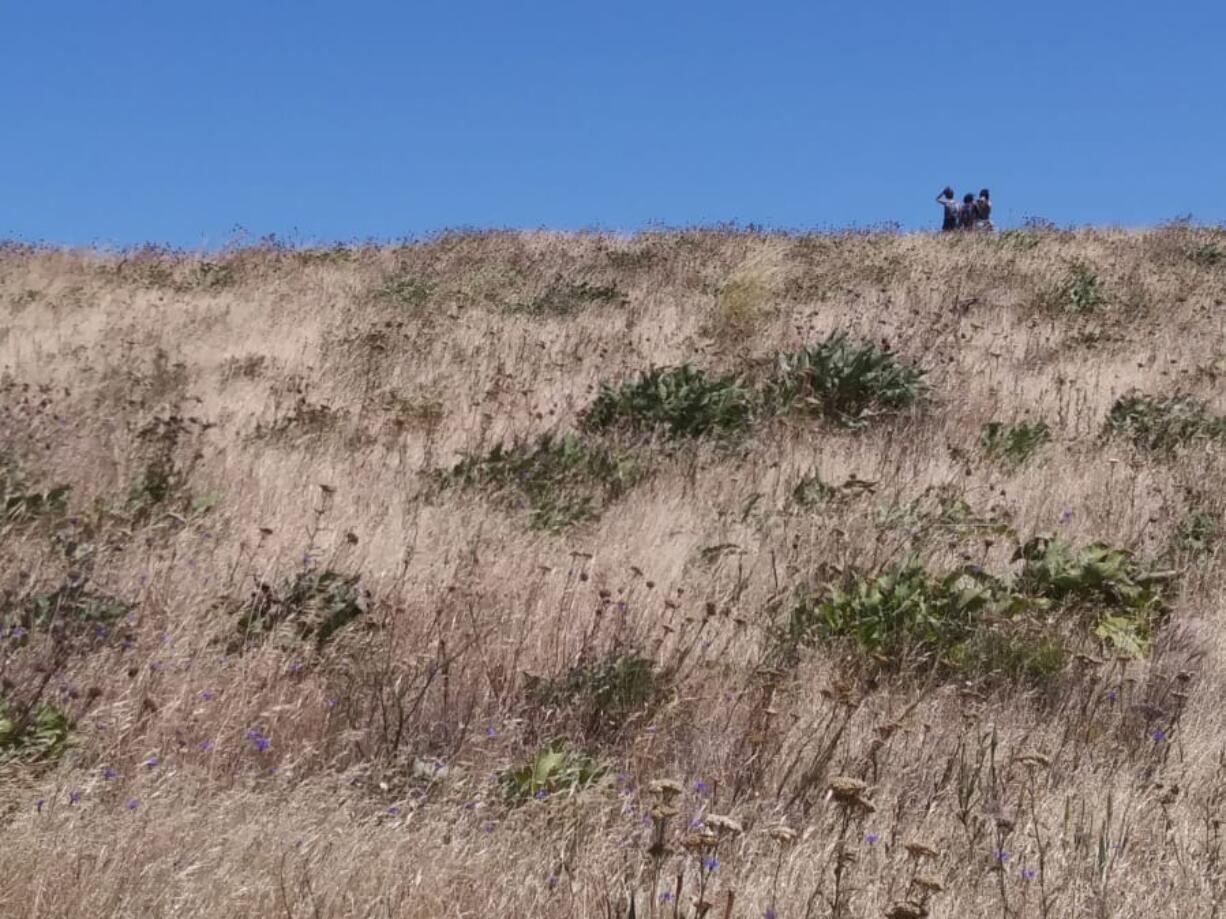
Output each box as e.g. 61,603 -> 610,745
884,903 -> 928,919
1015,752 -> 1051,769
681,832 -> 719,854
649,778 -> 685,802
650,804 -> 680,823
704,813 -> 743,837
914,875 -> 945,894
904,840 -> 940,860
770,825 -> 798,846
828,776 -> 875,812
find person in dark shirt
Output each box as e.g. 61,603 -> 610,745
958,193 -> 977,230
974,189 -> 993,230
936,187 -> 959,232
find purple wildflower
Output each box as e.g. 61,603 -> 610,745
125,798 -> 139,811
1059,508 -> 1074,524
199,740 -> 214,752
1021,868 -> 1037,881
325,697 -> 338,708
103,767 -> 118,780
1106,689 -> 1117,702
701,856 -> 720,872
36,799 -> 45,813
1151,728 -> 1168,743
144,756 -> 159,769
68,790 -> 82,805
865,832 -> 880,844
993,849 -> 1009,863
765,911 -> 777,919
200,690 -> 214,701
693,780 -> 709,795
659,892 -> 674,904
485,726 -> 497,738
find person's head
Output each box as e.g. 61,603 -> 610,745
978,188 -> 990,201
942,186 -> 954,198
963,193 -> 975,204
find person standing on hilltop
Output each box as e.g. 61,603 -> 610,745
957,193 -> 978,230
936,187 -> 959,232
974,188 -> 993,230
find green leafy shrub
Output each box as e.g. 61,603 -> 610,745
375,275 -> 435,310
0,699 -> 72,762
524,650 -> 664,735
1106,392 -> 1226,451
1174,511 -> 1218,555
442,434 -> 641,530
953,628 -> 1068,683
979,421 -> 1051,466
1,459 -> 70,524
765,332 -> 926,425
998,229 -> 1041,251
783,560 -> 1001,661
790,472 -> 837,508
1042,262 -> 1105,313
1015,536 -> 1169,656
506,280 -> 626,317
582,365 -> 756,439
3,578 -> 133,649
1186,243 -> 1224,267
236,568 -> 370,650
781,536 -> 1172,675
499,744 -> 610,805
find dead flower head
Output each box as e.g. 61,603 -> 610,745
828,776 -> 875,812
704,813 -> 743,837
649,778 -> 685,802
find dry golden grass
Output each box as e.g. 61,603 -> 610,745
1,225 -> 1226,918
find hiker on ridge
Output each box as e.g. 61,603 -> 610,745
974,188 -> 993,230
936,187 -> 959,232
957,193 -> 977,231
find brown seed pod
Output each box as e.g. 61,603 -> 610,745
649,778 -> 684,801
904,840 -> 940,860
704,813 -> 744,837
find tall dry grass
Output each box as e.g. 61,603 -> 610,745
1,225 -> 1225,917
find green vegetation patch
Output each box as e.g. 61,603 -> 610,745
765,332 -> 926,426
499,744 -> 611,806
374,274 -> 436,310
1,457 -> 70,524
441,433 -> 642,530
980,420 -> 1051,466
506,280 -> 626,317
0,699 -> 72,763
582,365 -> 756,439
1106,391 -> 1226,451
236,568 -> 370,650
780,536 -> 1171,681
524,650 -> 665,736
1040,262 -> 1105,314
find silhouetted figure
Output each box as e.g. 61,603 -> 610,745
957,193 -> 977,230
975,188 -> 993,230
936,187 -> 959,232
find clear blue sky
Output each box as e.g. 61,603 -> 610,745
3,1 -> 1223,247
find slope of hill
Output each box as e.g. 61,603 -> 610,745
2,226 -> 1225,918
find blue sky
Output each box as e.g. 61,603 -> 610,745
3,1 -> 1223,247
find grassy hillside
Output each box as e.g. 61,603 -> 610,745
2,225 -> 1226,918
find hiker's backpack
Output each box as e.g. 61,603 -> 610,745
976,199 -> 992,222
